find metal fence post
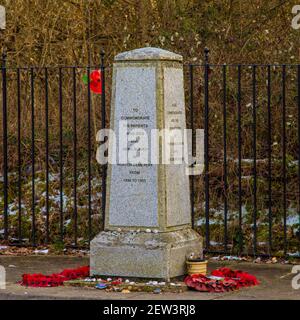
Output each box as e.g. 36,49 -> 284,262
1,50 -> 8,240
100,50 -> 107,231
204,47 -> 210,251
30,67 -> 36,246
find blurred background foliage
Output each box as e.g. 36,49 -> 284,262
0,0 -> 299,66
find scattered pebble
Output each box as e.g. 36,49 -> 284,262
221,255 -> 242,261
254,257 -> 261,263
211,256 -> 220,260
153,288 -> 161,294
95,283 -> 107,290
34,249 -> 49,255
117,228 -> 122,232
266,259 -> 272,264
125,279 -> 130,283
146,229 -> 151,233
158,282 -> 166,286
121,289 -> 131,294
189,253 -> 195,260
147,280 -> 160,286
153,229 -> 159,234
271,257 -> 277,264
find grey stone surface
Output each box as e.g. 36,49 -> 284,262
115,47 -> 183,62
90,228 -> 202,280
108,66 -> 158,227
163,67 -> 191,227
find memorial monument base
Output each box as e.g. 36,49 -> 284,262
90,228 -> 202,280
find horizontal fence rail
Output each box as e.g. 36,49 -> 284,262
0,52 -> 300,257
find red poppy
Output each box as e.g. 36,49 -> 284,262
111,278 -> 123,285
90,70 -> 102,94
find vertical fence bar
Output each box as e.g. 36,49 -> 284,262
31,68 -> 36,246
1,52 -> 8,240
58,67 -> 64,242
189,64 -> 195,229
223,64 -> 228,252
73,67 -> 78,246
87,67 -> 92,241
17,68 -> 22,241
267,65 -> 272,254
298,65 -> 300,254
45,68 -> 50,244
282,65 -> 287,256
252,65 -> 257,256
204,48 -> 210,250
237,65 -> 243,253
100,50 -> 106,230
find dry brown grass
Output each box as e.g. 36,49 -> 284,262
0,0 -> 299,251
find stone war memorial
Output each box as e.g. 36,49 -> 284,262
1,3 -> 298,303
91,47 -> 203,280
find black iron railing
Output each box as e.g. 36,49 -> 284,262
0,52 -> 108,247
0,50 -> 300,257
188,54 -> 300,258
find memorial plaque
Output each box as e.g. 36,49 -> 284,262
108,66 -> 158,227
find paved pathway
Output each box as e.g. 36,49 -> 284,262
0,256 -> 299,300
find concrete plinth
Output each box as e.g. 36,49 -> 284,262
90,228 -> 202,280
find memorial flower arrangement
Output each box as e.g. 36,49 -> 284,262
19,264 -> 258,293
184,267 -> 259,293
20,266 -> 89,287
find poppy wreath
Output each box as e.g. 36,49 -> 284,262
184,267 -> 259,293
20,266 -> 89,287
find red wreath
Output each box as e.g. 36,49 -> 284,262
184,267 -> 259,293
20,266 -> 89,287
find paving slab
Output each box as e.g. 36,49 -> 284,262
0,255 -> 299,300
